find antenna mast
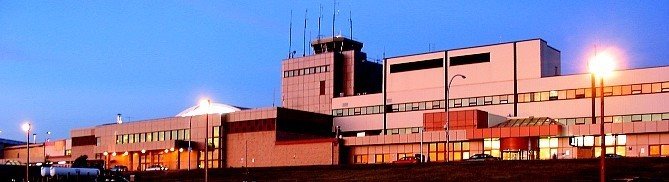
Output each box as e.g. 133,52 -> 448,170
332,0 -> 336,39
288,10 -> 293,58
303,9 -> 308,57
349,10 -> 352,39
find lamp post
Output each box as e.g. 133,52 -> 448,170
589,51 -> 615,182
445,74 -> 466,162
188,116 -> 192,171
44,131 -> 51,164
199,99 -> 212,182
21,123 -> 31,182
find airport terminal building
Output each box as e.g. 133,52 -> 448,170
4,37 -> 669,170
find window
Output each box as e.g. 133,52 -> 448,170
319,81 -> 326,95
96,137 -> 101,146
574,89 -> 585,98
663,82 -> 669,92
390,58 -> 443,73
374,154 -> 391,163
450,53 -> 490,66
146,132 -> 153,142
603,87 -> 613,96
631,85 -> 642,94
539,137 -> 558,159
483,138 -> 500,158
566,89 -> 576,99
453,99 -> 462,107
558,90 -> 567,100
549,90 -> 558,100
642,84 -> 652,93
541,91 -> 550,101
469,98 -> 478,106
484,97 -> 493,105
533,92 -> 541,102
140,133 -> 146,142
354,155 -> 368,164
450,142 -> 470,161
428,143 -> 446,162
622,85 -> 632,95
612,86 -> 622,96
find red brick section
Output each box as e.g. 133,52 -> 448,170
423,110 -> 488,132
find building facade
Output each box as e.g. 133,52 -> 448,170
5,37 -> 669,170
328,38 -> 669,163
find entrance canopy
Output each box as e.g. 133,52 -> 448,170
466,117 -> 562,139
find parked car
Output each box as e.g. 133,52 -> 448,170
605,154 -> 623,159
467,154 -> 501,161
145,164 -> 168,171
393,156 -> 419,164
110,165 -> 128,172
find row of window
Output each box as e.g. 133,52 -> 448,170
352,142 -> 471,164
558,112 -> 669,125
332,105 -> 384,117
332,81 -> 669,117
519,81 -> 669,103
649,144 -> 669,156
116,129 -> 190,144
569,135 -> 627,147
283,65 -> 330,78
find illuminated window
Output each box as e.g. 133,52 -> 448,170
558,90 -> 567,100
483,138 -> 500,158
642,84 -> 652,93
650,145 -> 661,156
662,82 -> 669,92
566,90 -> 576,99
575,89 -> 585,98
631,85 -> 642,94
539,137 -> 558,159
549,90 -> 558,100
652,83 -> 662,93
449,142 -> 470,161
612,86 -> 622,96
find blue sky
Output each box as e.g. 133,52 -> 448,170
1,1 -> 668,141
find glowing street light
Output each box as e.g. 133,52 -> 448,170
589,50 -> 615,182
589,51 -> 616,78
21,122 -> 31,181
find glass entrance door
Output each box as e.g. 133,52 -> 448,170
502,150 -> 521,160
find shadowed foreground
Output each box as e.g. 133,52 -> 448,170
127,158 -> 669,181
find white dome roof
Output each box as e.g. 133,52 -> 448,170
176,102 -> 241,117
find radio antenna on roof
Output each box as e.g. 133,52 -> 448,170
288,10 -> 293,58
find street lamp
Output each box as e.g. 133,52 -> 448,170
199,99 -> 212,182
445,74 -> 466,162
21,122 -> 31,182
44,131 -> 51,164
589,51 -> 615,182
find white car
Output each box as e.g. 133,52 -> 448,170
145,164 -> 168,171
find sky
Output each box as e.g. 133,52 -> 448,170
1,1 -> 668,141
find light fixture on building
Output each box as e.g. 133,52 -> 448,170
103,151 -> 108,156
141,149 -> 146,154
179,148 -> 184,152
164,149 -> 169,153
170,147 -> 175,152
123,151 -> 129,156
112,152 -> 117,156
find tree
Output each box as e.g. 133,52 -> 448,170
72,155 -> 88,168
